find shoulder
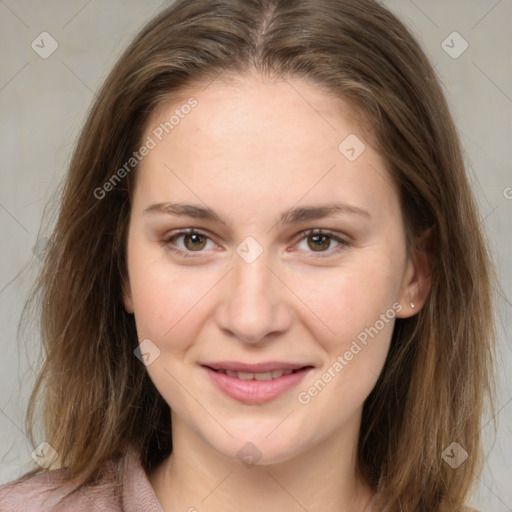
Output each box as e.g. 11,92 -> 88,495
0,457 -> 122,511
0,448 -> 163,512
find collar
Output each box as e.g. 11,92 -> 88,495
121,448 -> 165,512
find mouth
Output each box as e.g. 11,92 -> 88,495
204,366 -> 312,381
201,362 -> 314,404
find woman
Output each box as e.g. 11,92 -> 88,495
0,0 -> 495,510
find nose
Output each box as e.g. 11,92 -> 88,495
215,250 -> 293,344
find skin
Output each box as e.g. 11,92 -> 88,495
122,73 -> 431,512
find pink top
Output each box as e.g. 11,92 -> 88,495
0,448 -> 163,511
0,449 -> 482,512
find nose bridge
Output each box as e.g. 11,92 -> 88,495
234,249 -> 272,299
217,243 -> 291,343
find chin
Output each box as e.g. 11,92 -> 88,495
205,426 -> 307,467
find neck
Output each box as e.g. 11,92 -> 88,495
149,411 -> 374,512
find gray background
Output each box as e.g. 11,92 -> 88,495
0,1 -> 511,510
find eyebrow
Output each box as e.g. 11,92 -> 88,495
143,201 -> 371,227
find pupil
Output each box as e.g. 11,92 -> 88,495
186,233 -> 206,251
309,234 -> 330,251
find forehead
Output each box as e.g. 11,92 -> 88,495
146,74 -> 363,154
134,74 -> 399,222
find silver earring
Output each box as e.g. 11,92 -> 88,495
410,302 -> 415,308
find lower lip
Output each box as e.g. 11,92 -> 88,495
203,366 -> 313,404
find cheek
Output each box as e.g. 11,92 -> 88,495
292,269 -> 398,416
289,259 -> 401,411
127,257 -> 213,410
292,258 -> 400,343
126,245 -> 208,348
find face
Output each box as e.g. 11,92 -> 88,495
123,73 -> 423,465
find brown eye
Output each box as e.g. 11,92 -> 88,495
307,234 -> 332,252
183,233 -> 207,251
163,229 -> 216,257
294,229 -> 348,257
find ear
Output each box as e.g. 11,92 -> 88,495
396,226 -> 434,319
122,275 -> 134,314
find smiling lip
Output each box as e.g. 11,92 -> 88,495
202,361 -> 310,373
202,361 -> 314,404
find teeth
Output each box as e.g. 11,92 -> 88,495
219,368 -> 297,380
237,371 -> 255,380
254,371 -> 272,381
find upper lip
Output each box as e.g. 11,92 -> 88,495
202,361 -> 313,373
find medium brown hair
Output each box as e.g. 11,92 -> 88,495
18,1 -> 496,510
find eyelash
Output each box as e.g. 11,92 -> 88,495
161,228 -> 350,259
